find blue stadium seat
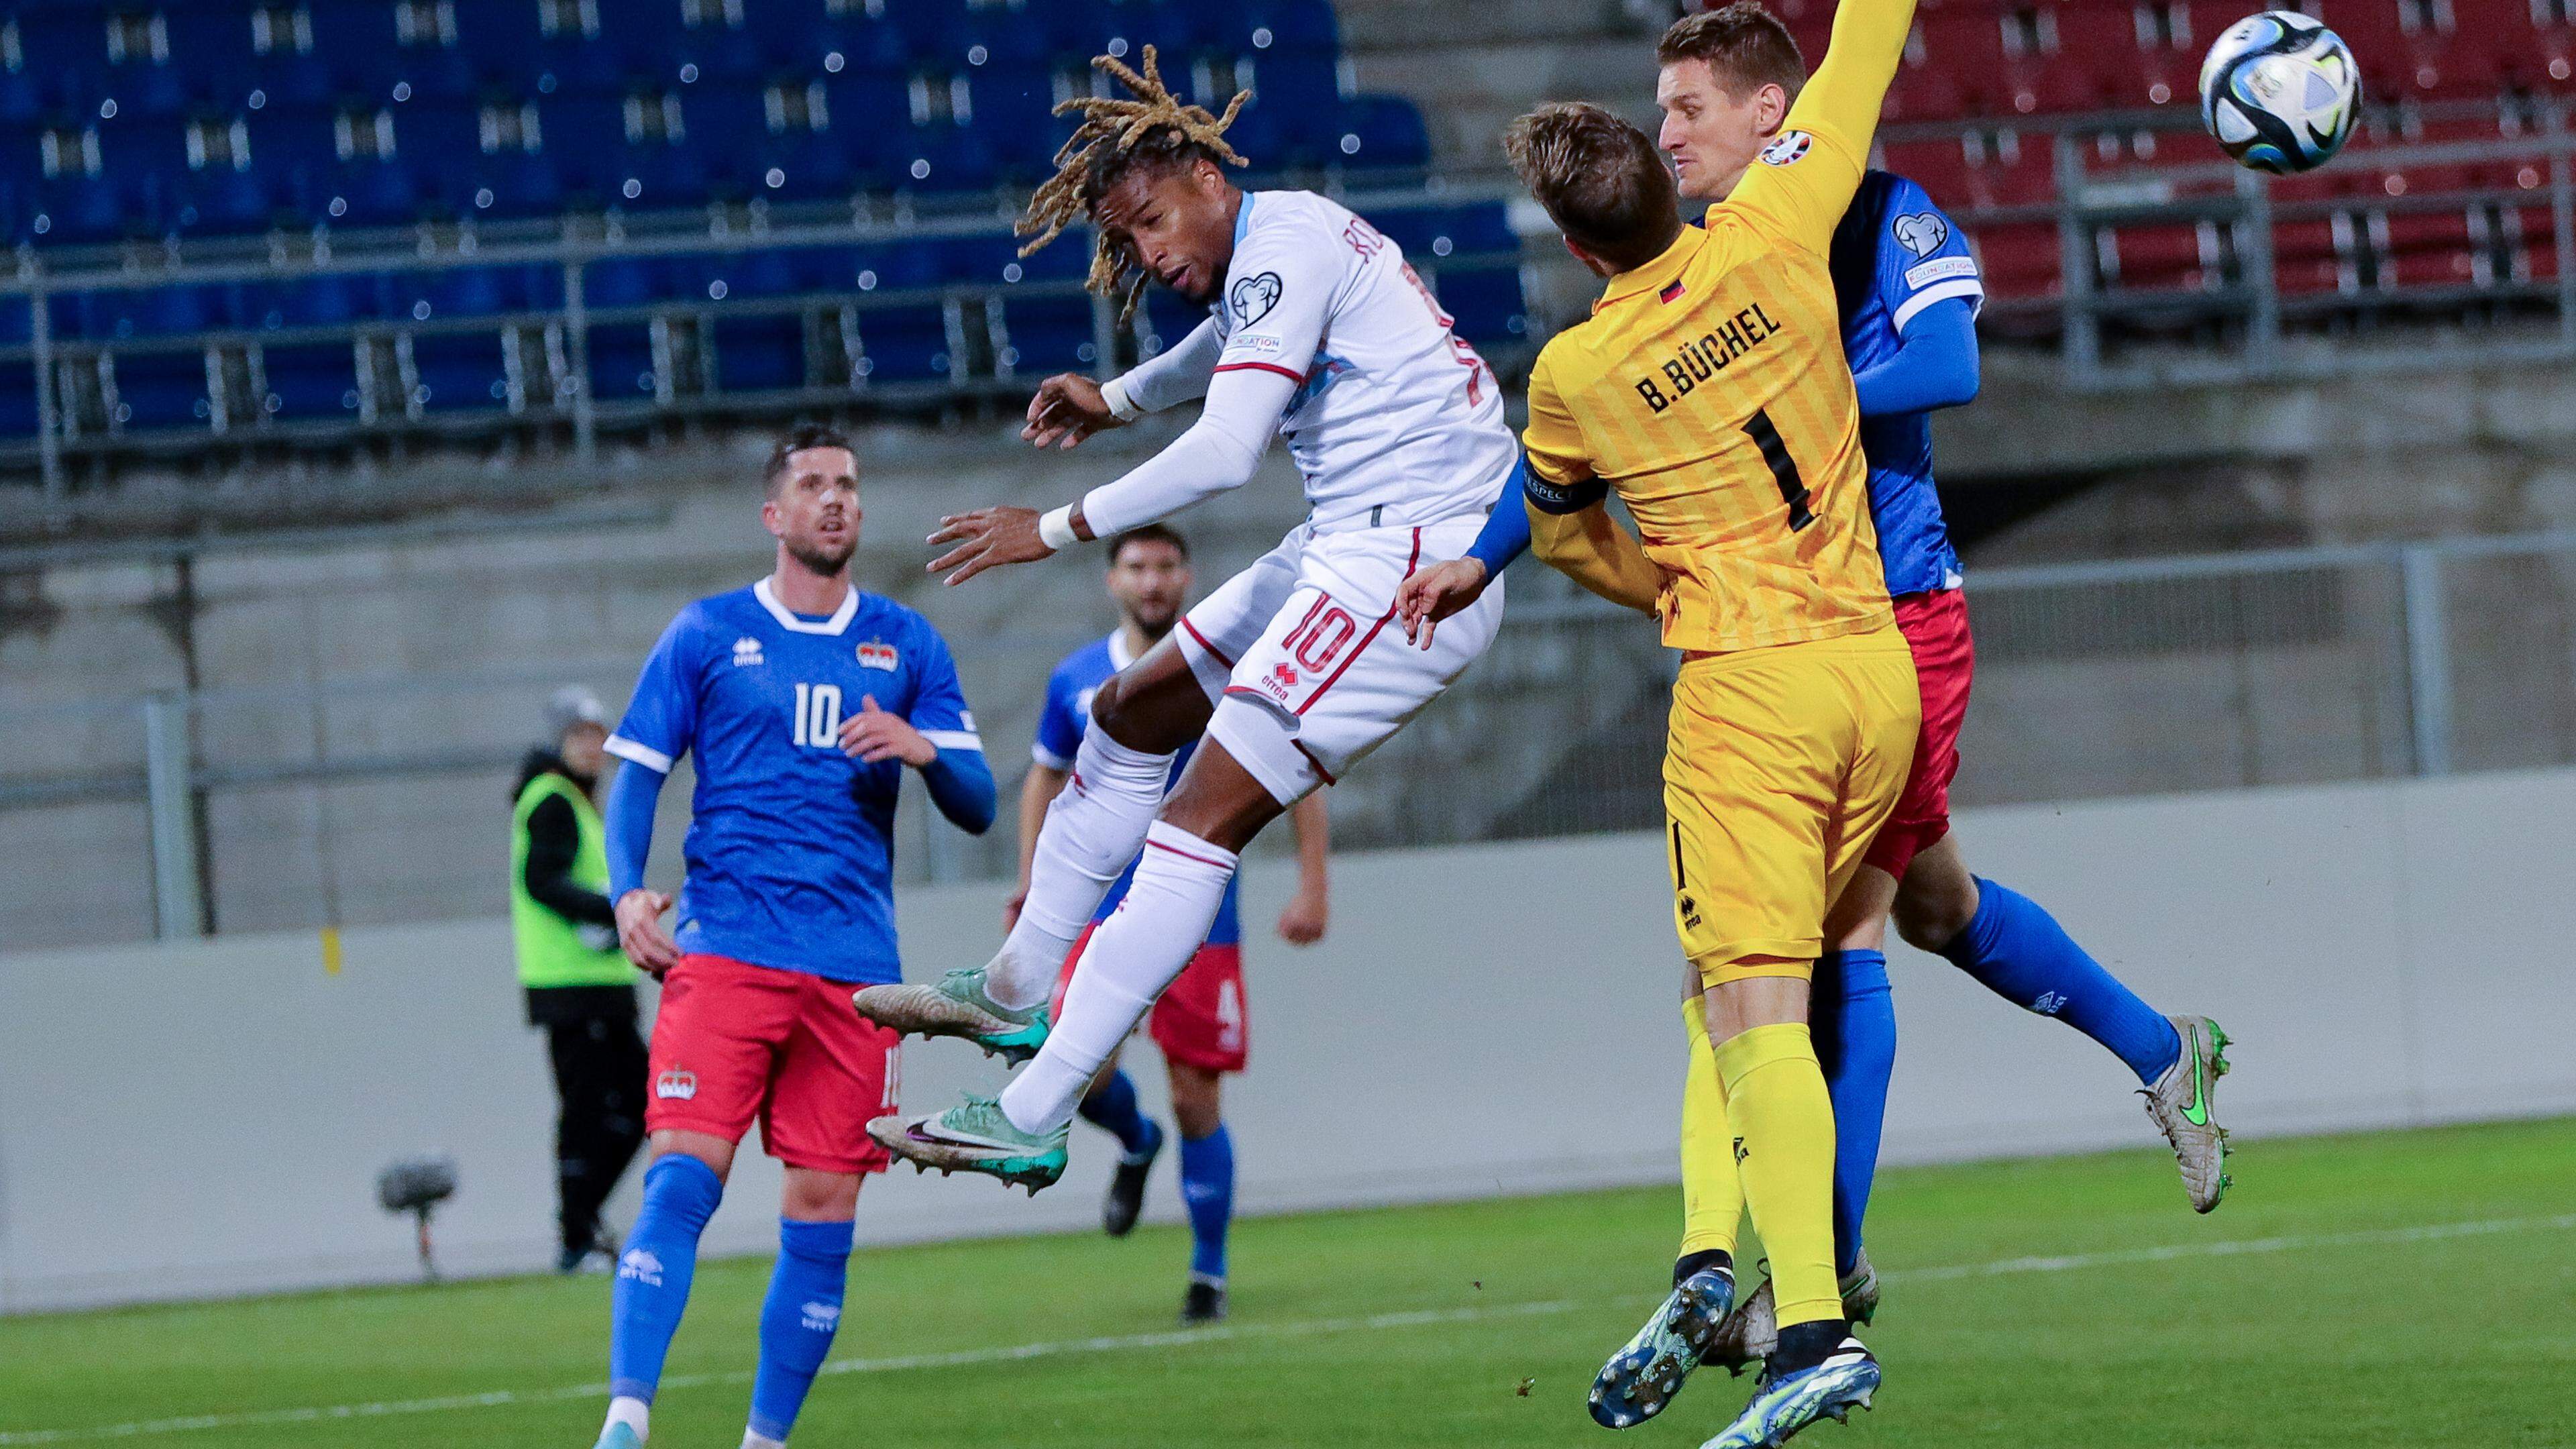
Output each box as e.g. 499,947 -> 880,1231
712,314 -> 807,394
606,140 -> 712,213
110,347 -> 213,432
92,282 -> 228,339
0,68 -> 48,125
454,0 -> 549,91
1138,288 -> 1208,356
1000,296 -> 1098,374
971,64 -> 1069,180
0,362 -> 38,439
189,163 -> 281,236
35,175 -> 132,246
959,5 -> 1053,71
410,330 -> 513,413
1371,204 -> 1518,262
586,321 -> 661,403
855,304 -> 952,384
327,157 -> 427,227
703,247 -> 804,301
582,256 -> 667,310
915,121 -> 1002,193
1336,95 -> 1431,172
749,129 -> 865,202
1430,266 -> 1528,346
790,245 -> 867,293
464,150 -> 566,219
1244,0 -> 1342,57
258,341 -> 363,423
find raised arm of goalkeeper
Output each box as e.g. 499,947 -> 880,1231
1723,0 -> 1921,252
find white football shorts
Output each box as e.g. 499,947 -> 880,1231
1175,515 -> 1505,806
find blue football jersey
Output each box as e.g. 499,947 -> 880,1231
1032,630 -> 1243,947
1828,170 -> 1980,598
606,579 -> 983,983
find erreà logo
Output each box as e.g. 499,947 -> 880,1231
1759,130 -> 1813,166
656,1067 -> 698,1101
800,1301 -> 841,1332
733,636 -> 765,667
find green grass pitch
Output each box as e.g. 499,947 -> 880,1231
5,1118 -> 2570,1448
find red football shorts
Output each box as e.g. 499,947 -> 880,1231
1864,587 -> 1977,879
645,953 -> 900,1175
1053,923 -> 1248,1075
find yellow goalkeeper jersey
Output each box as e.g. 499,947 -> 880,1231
1520,0 -> 1916,654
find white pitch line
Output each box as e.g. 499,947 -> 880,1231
5,1212 -> 2567,1446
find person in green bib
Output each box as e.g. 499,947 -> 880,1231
512,686 -> 648,1274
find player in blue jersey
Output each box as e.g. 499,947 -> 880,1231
1397,5 -> 2234,1424
1012,523 -> 1332,1324
587,423 -> 997,1449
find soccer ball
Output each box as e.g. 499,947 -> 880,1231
2198,11 -> 2361,174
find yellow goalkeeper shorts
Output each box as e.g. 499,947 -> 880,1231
1662,624 -> 1921,987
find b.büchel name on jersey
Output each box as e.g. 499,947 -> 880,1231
1633,303 -> 1785,414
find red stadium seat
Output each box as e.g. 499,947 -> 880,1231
2269,217 -> 2347,294
2102,220 -> 2214,292
1878,138 -> 1975,205
1960,129 -> 2058,207
1972,218 -> 2064,297
2385,207 -> 2477,287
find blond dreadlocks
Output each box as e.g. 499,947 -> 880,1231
1016,45 -> 1251,323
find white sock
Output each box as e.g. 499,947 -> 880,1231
741,1432 -> 785,1449
1001,822 -> 1239,1134
604,1395 -> 650,1442
988,727 -> 1179,1010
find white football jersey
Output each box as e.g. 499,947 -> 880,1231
1208,190 -> 1517,531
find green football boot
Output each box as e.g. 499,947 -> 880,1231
851,965 -> 1050,1064
1700,1337 -> 1880,1449
867,1093 -> 1067,1194
2141,1014 -> 2233,1212
1589,1263 -> 1735,1428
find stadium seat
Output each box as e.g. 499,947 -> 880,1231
1972,220 -> 2063,300
258,341 -> 364,423
586,321 -> 662,405
854,304 -> 955,384
0,361 -> 37,439
1428,265 -> 1527,345
109,347 -> 213,432
999,294 -> 1100,374
410,330 -> 514,414
1334,95 -> 1430,173
712,313 -> 810,394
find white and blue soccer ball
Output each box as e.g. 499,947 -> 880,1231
2198,11 -> 2361,174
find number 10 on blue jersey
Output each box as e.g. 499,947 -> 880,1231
792,682 -> 843,749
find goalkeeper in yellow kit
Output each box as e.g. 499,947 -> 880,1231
1400,0 -> 1921,1441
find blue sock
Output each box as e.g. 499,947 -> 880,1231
1078,1069 -> 1159,1159
1810,949 -> 1896,1279
1177,1124 -> 1234,1283
747,1217 -> 855,1444
607,1153 -> 724,1403
1939,877 -> 2183,1085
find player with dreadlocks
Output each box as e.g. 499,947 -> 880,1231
857,47 -> 1526,1195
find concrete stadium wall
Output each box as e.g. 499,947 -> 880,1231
3,767 -> 2572,1313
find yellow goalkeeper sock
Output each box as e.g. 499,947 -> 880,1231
1678,996 -> 1743,1263
1711,1021 -> 1841,1328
